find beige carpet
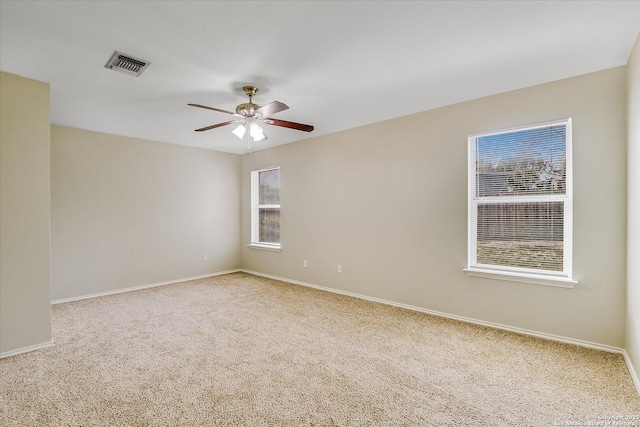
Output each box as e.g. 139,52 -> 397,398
1,272 -> 638,426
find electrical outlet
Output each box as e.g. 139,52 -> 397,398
337,265 -> 342,273
303,259 -> 308,268
202,255 -> 208,262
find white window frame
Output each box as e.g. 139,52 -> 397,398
464,119 -> 577,288
249,166 -> 281,251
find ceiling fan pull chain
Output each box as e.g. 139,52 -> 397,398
247,125 -> 253,154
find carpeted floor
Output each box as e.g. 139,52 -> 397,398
1,272 -> 638,426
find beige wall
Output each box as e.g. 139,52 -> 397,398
627,34 -> 640,383
1,57 -> 633,359
0,72 -> 53,355
242,67 -> 628,348
51,126 -> 241,301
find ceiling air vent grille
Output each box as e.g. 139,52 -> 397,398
104,51 -> 150,77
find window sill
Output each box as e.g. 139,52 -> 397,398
463,267 -> 577,288
247,243 -> 281,252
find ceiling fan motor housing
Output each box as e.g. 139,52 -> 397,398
236,102 -> 259,116
236,86 -> 260,116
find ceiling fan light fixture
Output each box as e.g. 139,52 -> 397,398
232,124 -> 246,140
250,122 -> 266,141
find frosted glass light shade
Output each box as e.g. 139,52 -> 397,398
232,124 -> 246,139
250,122 -> 266,142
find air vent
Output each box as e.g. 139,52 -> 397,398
104,51 -> 150,77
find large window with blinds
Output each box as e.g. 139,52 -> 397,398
466,119 -> 574,286
250,166 -> 281,249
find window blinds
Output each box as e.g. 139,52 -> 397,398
257,168 -> 280,244
476,125 -> 566,198
472,122 -> 569,274
476,202 -> 564,271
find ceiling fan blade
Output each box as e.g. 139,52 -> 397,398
264,118 -> 314,132
255,101 -> 289,117
194,121 -> 236,132
188,103 -> 236,115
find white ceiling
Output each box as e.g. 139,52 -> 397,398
1,1 -> 639,154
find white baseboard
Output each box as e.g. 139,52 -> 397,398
622,350 -> 640,397
51,269 -> 242,305
241,269 -> 640,396
0,340 -> 54,359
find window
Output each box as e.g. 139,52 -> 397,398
250,166 -> 281,250
466,119 -> 575,287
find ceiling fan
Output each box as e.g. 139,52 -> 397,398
188,86 -> 314,151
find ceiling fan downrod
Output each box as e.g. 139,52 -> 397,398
236,86 -> 260,116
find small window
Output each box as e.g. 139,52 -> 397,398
466,119 -> 575,287
250,166 -> 281,250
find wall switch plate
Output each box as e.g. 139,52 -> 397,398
202,255 -> 208,262
337,265 -> 342,273
303,259 -> 308,268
